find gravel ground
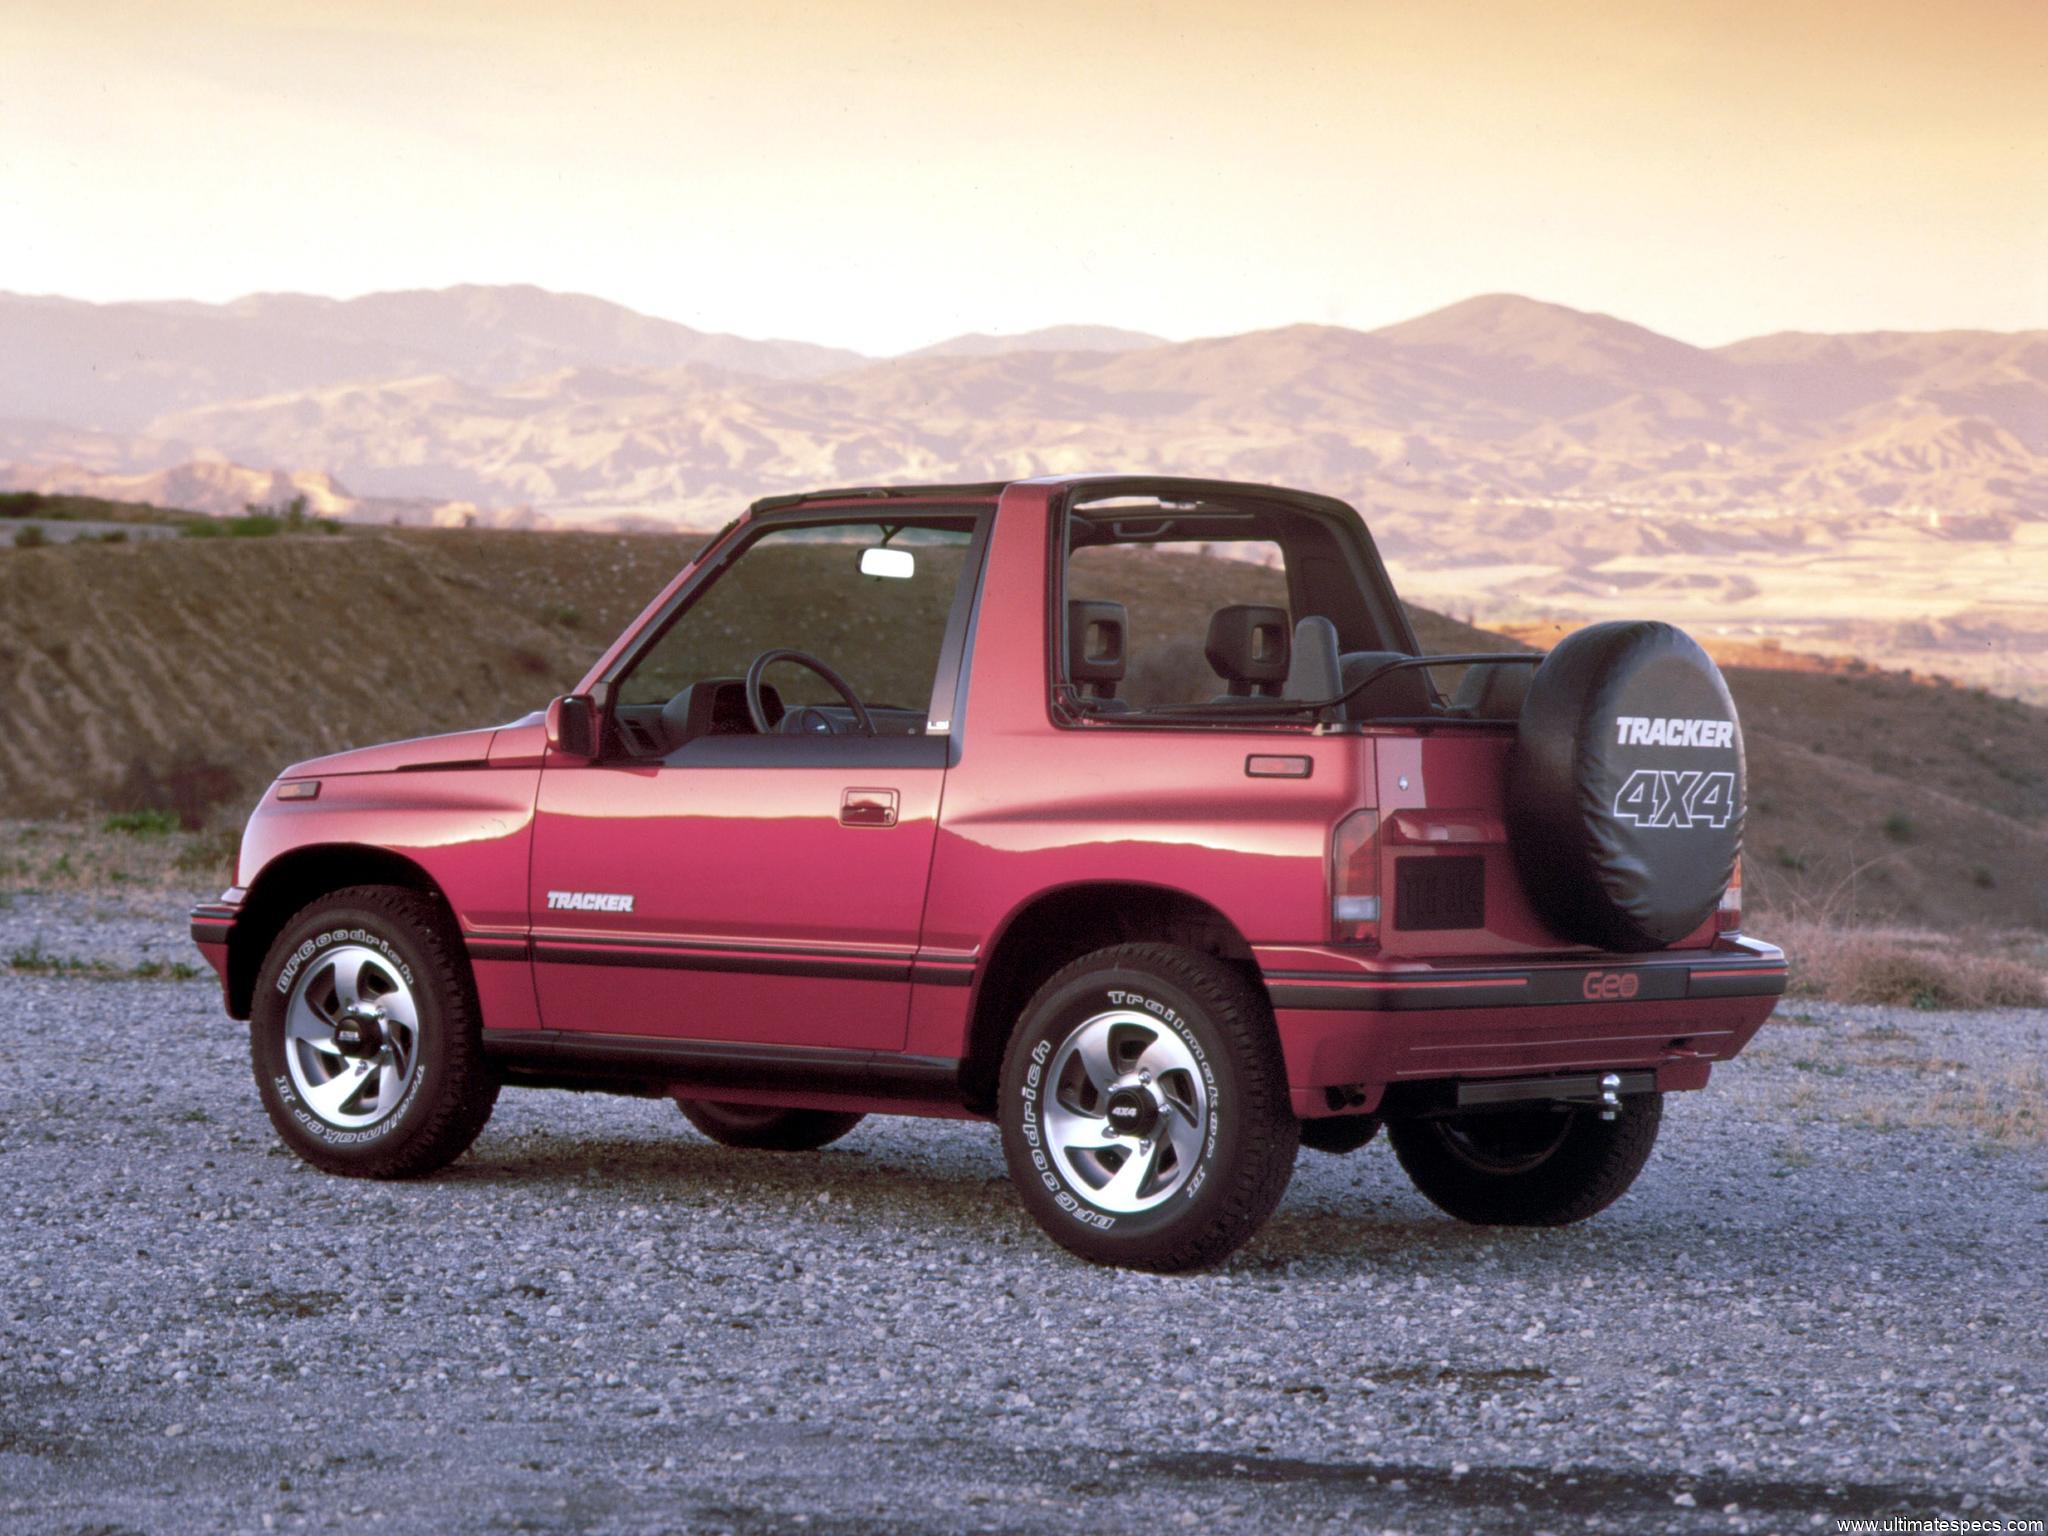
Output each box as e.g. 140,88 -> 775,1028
1,891 -> 2043,1535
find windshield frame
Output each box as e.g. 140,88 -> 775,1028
595,502 -> 994,741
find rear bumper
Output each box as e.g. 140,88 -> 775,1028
1259,936 -> 1785,1117
189,892 -> 244,1010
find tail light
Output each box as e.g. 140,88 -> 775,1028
1331,809 -> 1381,946
1716,855 -> 1743,934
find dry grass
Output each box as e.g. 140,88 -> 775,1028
0,818 -> 239,897
3,530 -> 2045,928
5,939 -> 202,981
1852,1062 -> 2046,1148
1769,916 -> 2048,1009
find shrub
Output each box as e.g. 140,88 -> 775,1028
1774,919 -> 2048,1009
14,524 -> 48,549
1881,812 -> 1915,843
174,828 -> 241,881
182,509 -> 298,539
103,809 -> 180,837
109,753 -> 240,831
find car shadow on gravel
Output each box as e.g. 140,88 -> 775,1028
1241,1207 -> 1530,1267
1126,1445 -> 1978,1532
446,1129 -> 1006,1201
443,1123 -> 1660,1269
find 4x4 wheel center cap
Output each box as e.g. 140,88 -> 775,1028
333,1007 -> 385,1057
1104,1084 -> 1161,1141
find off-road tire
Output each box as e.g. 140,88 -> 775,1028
1299,1113 -> 1382,1156
250,885 -> 499,1178
676,1100 -> 865,1151
1506,621 -> 1744,950
998,943 -> 1298,1271
1386,1094 -> 1663,1225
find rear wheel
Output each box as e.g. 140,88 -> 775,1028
998,943 -> 1297,1271
1386,1095 -> 1662,1225
676,1099 -> 865,1151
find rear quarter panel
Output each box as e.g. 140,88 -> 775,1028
910,482 -> 1369,1055
921,728 -> 1366,956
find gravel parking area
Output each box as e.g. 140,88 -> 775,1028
1,891 -> 2043,1535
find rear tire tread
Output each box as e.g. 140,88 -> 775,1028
1387,1095 -> 1663,1226
675,1101 -> 865,1151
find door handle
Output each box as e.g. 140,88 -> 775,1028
840,787 -> 899,828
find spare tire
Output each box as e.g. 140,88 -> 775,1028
1506,621 -> 1744,951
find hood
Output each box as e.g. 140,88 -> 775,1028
280,725 -> 502,779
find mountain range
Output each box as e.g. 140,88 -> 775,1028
4,283 -> 2045,698
4,285 -> 2040,528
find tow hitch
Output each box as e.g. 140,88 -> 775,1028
1456,1069 -> 1655,1119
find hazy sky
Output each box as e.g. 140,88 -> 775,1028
4,0 -> 2044,354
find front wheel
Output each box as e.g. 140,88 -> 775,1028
250,885 -> 499,1179
998,943 -> 1298,1271
1385,1094 -> 1663,1225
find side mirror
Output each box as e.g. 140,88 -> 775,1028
545,694 -> 598,760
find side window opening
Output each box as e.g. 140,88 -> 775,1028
611,517 -> 976,749
1065,538 -> 1291,710
1056,494 -> 1424,724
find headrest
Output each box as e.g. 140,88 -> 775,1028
1205,605 -> 1291,697
1340,651 -> 1435,720
1285,614 -> 1343,703
1451,660 -> 1533,721
1067,599 -> 1128,696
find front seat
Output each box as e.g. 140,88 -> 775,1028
1205,605 -> 1291,702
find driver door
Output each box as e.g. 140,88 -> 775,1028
527,514 -> 981,1053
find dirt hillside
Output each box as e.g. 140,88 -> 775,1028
3,529 -> 2043,930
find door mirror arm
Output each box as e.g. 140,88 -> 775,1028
545,694 -> 599,760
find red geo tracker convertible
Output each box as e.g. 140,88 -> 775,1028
192,476 -> 1782,1269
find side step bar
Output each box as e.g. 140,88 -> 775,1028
482,1029 -> 964,1104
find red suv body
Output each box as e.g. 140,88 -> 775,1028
195,476 -> 1782,1268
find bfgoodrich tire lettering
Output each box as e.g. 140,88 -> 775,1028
998,944 -> 1297,1271
251,885 -> 499,1179
1386,1094 -> 1663,1226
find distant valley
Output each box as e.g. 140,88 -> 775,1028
4,284 -> 2044,700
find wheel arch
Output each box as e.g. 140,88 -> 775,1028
958,880 -> 1263,1112
226,844 -> 454,1019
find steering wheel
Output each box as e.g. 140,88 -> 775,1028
744,648 -> 876,737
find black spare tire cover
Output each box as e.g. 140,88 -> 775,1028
1506,621 -> 1744,951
